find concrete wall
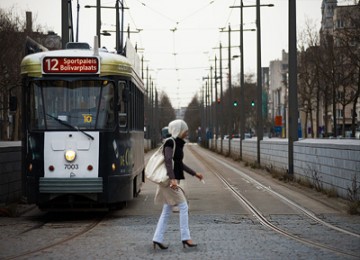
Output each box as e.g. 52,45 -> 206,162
2,139 -> 359,203
0,142 -> 22,204
294,140 -> 360,198
210,138 -> 360,199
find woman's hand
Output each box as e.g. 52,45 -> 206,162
195,173 -> 203,181
170,179 -> 178,190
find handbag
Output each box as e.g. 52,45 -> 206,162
145,138 -> 176,185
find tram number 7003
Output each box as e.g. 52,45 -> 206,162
64,164 -> 79,170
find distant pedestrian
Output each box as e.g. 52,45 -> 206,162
152,119 -> 204,250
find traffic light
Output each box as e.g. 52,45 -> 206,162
233,100 -> 238,107
251,100 -> 255,107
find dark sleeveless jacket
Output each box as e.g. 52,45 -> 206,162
163,137 -> 196,180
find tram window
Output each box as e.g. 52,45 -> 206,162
118,81 -> 127,128
28,80 -> 115,130
130,83 -> 134,130
29,84 -> 45,129
118,81 -> 126,113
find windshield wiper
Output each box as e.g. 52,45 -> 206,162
46,113 -> 95,140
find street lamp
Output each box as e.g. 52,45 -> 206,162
101,26 -> 142,39
101,30 -> 112,36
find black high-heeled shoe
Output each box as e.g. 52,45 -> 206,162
182,240 -> 197,248
153,241 -> 168,250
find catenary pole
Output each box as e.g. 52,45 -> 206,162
288,0 -> 298,175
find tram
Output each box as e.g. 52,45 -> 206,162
20,40 -> 145,210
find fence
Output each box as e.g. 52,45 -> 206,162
210,138 -> 360,199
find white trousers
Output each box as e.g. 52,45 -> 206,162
152,202 -> 191,243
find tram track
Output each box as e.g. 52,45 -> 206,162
188,145 -> 360,259
2,212 -> 106,260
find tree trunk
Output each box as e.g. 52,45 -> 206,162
332,82 -> 337,137
323,90 -> 329,137
310,109 -> 314,138
351,68 -> 360,138
304,112 -> 308,138
342,103 -> 346,137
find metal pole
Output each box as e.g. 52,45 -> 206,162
61,0 -> 70,48
115,0 -> 120,53
288,0 -> 298,175
146,66 -> 149,139
120,0 -> 124,53
215,55 -> 218,151
239,0 -> 245,160
210,66 -> 213,138
96,0 -> 101,46
155,88 -> 158,145
202,84 -> 206,145
219,42 -> 224,153
256,0 -> 263,165
205,77 -> 210,148
228,24 -> 232,155
151,80 -> 154,147
201,85 -> 204,145
76,0 -> 80,42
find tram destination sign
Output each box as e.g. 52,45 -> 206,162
42,57 -> 100,74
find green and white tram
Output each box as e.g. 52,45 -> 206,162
21,42 -> 145,209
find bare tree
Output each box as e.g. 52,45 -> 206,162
183,95 -> 201,142
298,48 -> 317,138
158,92 -> 176,130
0,8 -> 47,140
317,32 -> 346,137
298,20 -> 322,137
334,5 -> 360,137
0,8 -> 25,140
209,74 -> 256,136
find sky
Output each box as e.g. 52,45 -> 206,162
0,0 -> 356,108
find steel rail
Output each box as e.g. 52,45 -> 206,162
189,146 -> 359,259
206,150 -> 360,238
4,214 -> 105,260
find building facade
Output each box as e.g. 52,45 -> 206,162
320,0 -> 360,137
266,0 -> 359,139
268,50 -> 288,137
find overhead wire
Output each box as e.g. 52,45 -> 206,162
125,0 -> 242,108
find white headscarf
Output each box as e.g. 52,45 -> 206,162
168,119 -> 188,139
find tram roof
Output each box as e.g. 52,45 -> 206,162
21,49 -> 136,79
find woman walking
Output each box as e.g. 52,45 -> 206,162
152,119 -> 204,250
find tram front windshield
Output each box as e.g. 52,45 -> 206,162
29,80 -> 115,130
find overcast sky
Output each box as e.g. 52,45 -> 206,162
0,0 -> 356,108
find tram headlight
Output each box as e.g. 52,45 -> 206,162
65,149 -> 76,162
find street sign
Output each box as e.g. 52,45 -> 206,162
42,57 -> 99,74
275,116 -> 282,126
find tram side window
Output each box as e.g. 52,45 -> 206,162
117,81 -> 143,131
130,83 -> 135,130
118,81 -> 127,128
129,82 -> 142,131
130,83 -> 144,131
134,86 -> 144,131
29,83 -> 45,129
